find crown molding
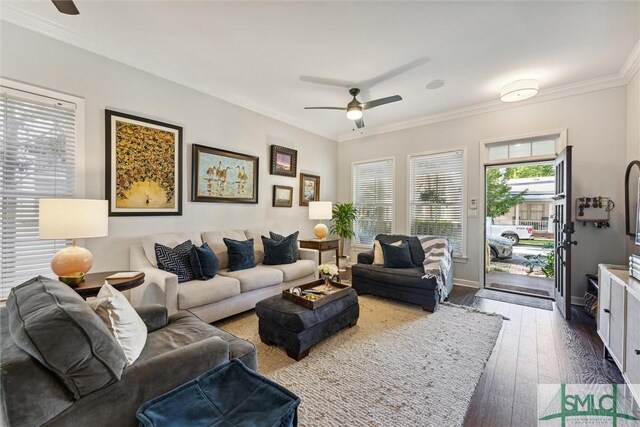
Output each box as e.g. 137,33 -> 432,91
621,39 -> 640,84
338,73 -> 626,142
0,4 -> 337,141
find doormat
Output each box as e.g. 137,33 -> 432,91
487,282 -> 551,297
475,288 -> 553,311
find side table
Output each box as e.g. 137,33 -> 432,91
299,238 -> 340,266
72,271 -> 145,299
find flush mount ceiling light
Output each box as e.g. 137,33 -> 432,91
500,79 -> 539,102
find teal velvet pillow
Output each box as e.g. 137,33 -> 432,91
223,238 -> 257,272
269,231 -> 299,260
381,240 -> 414,268
262,232 -> 298,265
189,243 -> 219,280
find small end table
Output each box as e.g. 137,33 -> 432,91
72,271 -> 145,299
298,238 -> 340,267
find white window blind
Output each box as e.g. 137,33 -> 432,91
352,158 -> 394,245
409,150 -> 464,256
1,87 -> 78,294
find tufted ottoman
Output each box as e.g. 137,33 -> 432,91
255,288 -> 359,360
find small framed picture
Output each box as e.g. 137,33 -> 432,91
299,173 -> 320,206
270,145 -> 297,177
273,185 -> 293,207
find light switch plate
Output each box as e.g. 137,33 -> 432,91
469,198 -> 477,209
468,209 -> 477,218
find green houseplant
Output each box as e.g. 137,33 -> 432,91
330,202 -> 358,267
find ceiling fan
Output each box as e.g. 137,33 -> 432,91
51,0 -> 79,15
304,88 -> 402,129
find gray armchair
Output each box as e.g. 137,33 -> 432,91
351,234 -> 454,312
1,276 -> 256,427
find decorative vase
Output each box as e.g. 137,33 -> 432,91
322,274 -> 333,291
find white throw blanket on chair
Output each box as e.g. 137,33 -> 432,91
418,236 -> 452,302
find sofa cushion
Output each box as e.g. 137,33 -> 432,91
262,232 -> 298,265
202,230 -> 248,270
178,275 -> 241,310
189,243 -> 219,280
351,264 -> 437,290
373,239 -> 401,265
143,232 -> 204,267
375,234 -> 425,267
155,241 -> 195,282
6,276 -> 127,399
219,266 -> 283,293
381,240 -> 414,268
266,260 -> 316,282
138,311 -> 256,370
269,231 -> 299,260
224,238 -> 257,271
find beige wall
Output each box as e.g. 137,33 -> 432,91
338,86 -> 629,303
1,23 -> 338,272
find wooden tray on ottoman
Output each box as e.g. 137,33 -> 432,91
282,279 -> 351,310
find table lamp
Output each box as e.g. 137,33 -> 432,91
39,199 -> 108,285
309,201 -> 332,239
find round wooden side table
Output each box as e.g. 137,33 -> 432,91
72,271 -> 145,299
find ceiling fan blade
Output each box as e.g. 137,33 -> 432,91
300,75 -> 355,88
51,0 -> 79,15
361,95 -> 402,110
354,118 -> 365,129
357,56 -> 429,89
304,107 -> 347,111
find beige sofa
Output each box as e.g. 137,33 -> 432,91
129,230 -> 318,323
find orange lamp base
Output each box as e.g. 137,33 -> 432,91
51,244 -> 93,279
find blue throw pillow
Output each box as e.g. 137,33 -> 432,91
223,238 -> 257,272
262,232 -> 298,265
269,231 -> 299,260
381,240 -> 414,268
189,243 -> 219,280
155,240 -> 195,283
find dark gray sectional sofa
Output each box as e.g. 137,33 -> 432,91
351,234 -> 454,312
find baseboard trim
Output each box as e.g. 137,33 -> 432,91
454,279 -> 481,289
571,296 -> 586,307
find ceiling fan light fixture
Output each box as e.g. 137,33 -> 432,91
500,79 -> 539,102
346,106 -> 363,120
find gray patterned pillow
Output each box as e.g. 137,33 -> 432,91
269,231 -> 299,260
155,240 -> 194,282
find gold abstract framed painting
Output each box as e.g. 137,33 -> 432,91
299,173 -> 320,206
191,144 -> 259,203
105,110 -> 182,216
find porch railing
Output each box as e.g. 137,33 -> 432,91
493,219 -> 549,231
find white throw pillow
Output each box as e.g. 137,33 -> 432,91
373,240 -> 402,265
89,283 -> 147,365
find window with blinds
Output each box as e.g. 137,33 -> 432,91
352,158 -> 394,245
1,86 -> 78,294
409,150 -> 464,256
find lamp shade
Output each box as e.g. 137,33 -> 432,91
309,201 -> 332,220
39,199 -> 109,239
500,79 -> 539,102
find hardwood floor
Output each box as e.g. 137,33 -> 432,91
447,286 -> 626,427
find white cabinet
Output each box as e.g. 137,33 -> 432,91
598,264 -> 640,405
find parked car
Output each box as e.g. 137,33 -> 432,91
487,235 -> 513,260
485,218 -> 533,244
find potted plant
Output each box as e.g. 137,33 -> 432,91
330,202 -> 358,269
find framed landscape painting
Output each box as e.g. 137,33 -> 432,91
105,110 -> 182,216
270,145 -> 297,177
299,173 -> 320,206
192,144 -> 259,203
273,185 -> 293,207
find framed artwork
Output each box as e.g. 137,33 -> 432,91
105,109 -> 182,216
191,144 -> 259,203
299,173 -> 320,206
273,185 -> 293,207
270,145 -> 297,177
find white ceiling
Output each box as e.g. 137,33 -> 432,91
2,1 -> 639,140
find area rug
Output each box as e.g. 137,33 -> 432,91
216,295 -> 504,427
475,288 -> 553,311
